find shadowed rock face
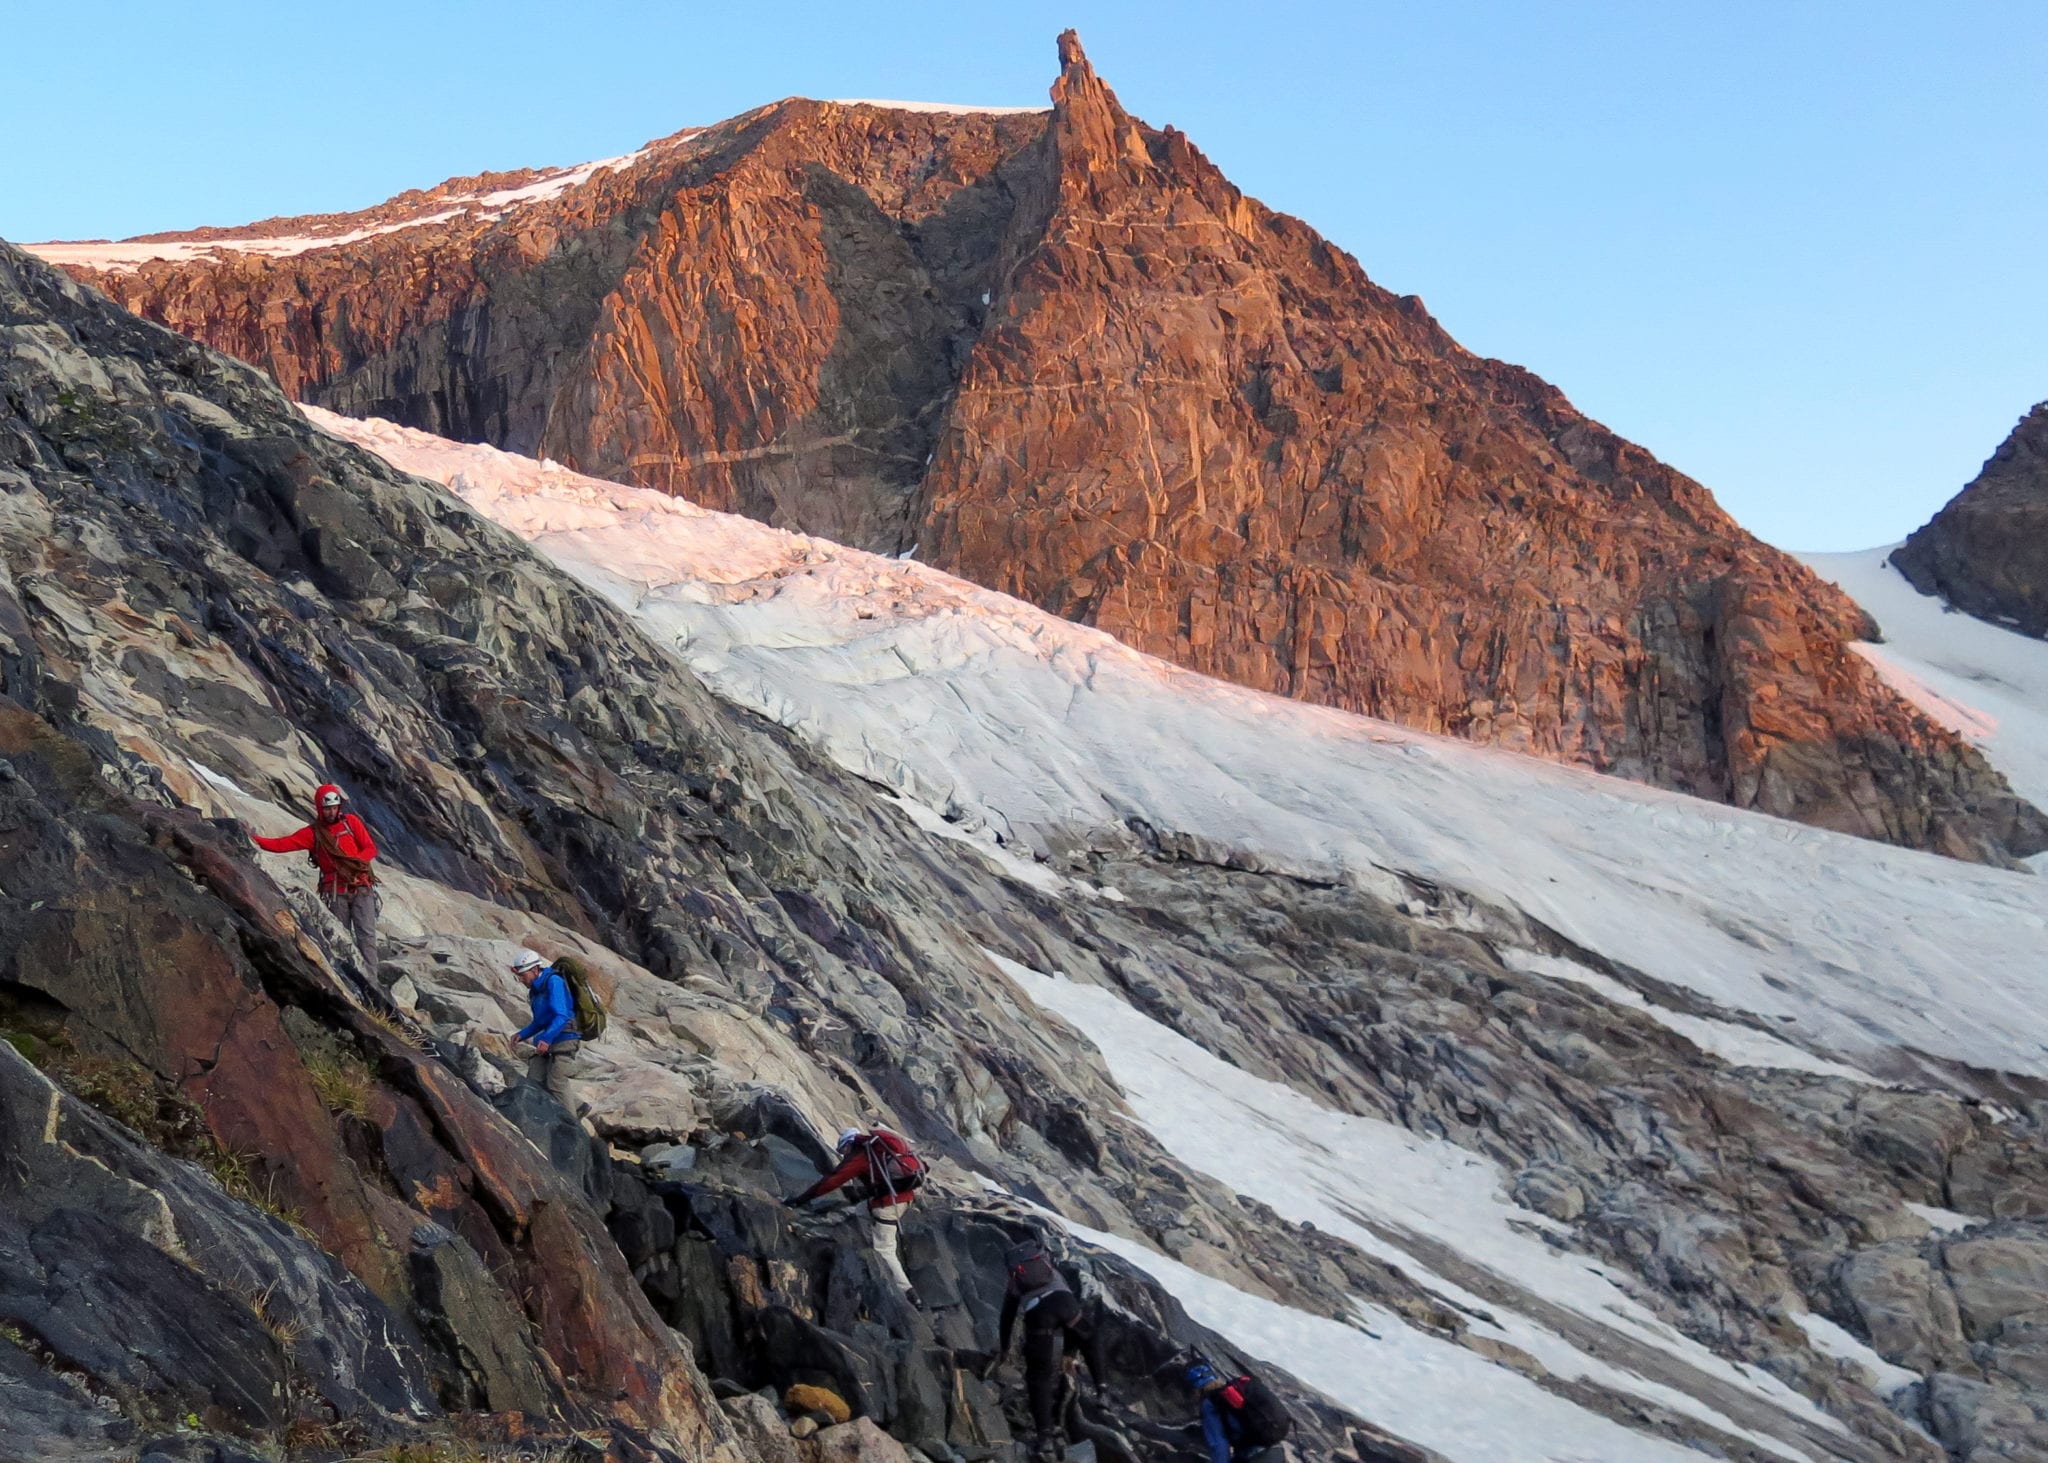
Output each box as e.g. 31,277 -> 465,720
34,37 -> 2043,864
1894,403 -> 2048,639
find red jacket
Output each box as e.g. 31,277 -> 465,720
790,1132 -> 919,1211
255,785 -> 377,893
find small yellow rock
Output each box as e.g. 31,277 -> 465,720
784,1382 -> 852,1424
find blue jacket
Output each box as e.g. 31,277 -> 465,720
1199,1395 -> 1243,1463
515,968 -> 579,1047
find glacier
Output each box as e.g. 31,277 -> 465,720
307,406 -> 2048,1088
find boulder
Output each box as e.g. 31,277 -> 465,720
1834,1242 -> 1974,1375
1927,1372 -> 2048,1460
811,1417 -> 918,1463
723,1390 -> 805,1463
1943,1227 -> 2048,1339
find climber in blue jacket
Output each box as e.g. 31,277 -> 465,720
509,948 -> 582,1106
1179,1359 -> 1293,1463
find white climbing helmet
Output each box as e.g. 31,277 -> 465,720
511,949 -> 545,974
837,1127 -> 863,1153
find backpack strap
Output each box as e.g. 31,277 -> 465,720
313,817 -> 378,888
866,1135 -> 902,1200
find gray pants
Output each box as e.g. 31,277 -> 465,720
870,1200 -> 914,1294
323,887 -> 379,973
526,1039 -> 583,1110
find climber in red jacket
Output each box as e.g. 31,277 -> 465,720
785,1126 -> 927,1306
253,783 -> 381,972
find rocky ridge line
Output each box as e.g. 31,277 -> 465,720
5,230 -> 2048,1459
1894,402 -> 2048,639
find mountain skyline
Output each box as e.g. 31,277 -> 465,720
36,34 -> 2041,866
8,4 -> 2045,554
7,15 -> 2048,1462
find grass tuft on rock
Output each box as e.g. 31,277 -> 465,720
305,1048 -> 374,1120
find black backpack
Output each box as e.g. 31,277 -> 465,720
1006,1239 -> 1063,1296
1218,1371 -> 1293,1447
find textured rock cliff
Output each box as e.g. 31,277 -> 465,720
1894,402 -> 2048,639
33,37 -> 2043,864
0,237 -> 1446,1462
11,235 -> 2048,1458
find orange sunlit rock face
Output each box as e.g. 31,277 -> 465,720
47,33 -> 2043,862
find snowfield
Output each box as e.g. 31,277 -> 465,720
309,407 -> 2048,1090
987,950 -> 1840,1462
1801,546 -> 2048,826
1068,1222 -> 1736,1463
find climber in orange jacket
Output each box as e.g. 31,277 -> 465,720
253,782 -> 380,972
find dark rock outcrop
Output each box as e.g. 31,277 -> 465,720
1895,402 -> 2048,639
0,1041 -> 433,1451
31,38 -> 2043,863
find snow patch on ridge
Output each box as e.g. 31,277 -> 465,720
305,407 -> 2048,1086
26,146 -> 657,273
1502,950 -> 1877,1083
1800,546 -> 2048,818
28,214 -> 476,271
823,99 -> 1049,114
983,950 -> 1839,1459
463,148 -> 648,208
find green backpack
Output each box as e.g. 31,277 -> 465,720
553,954 -> 609,1042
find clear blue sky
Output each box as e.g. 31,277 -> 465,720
6,2 -> 2043,551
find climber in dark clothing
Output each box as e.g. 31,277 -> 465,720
983,1235 -> 1108,1458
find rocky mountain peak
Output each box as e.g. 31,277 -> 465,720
1049,29 -> 1153,175
1894,400 -> 2048,638
23,37 -> 2046,865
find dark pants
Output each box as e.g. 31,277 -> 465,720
323,886 -> 379,973
1023,1290 -> 1103,1441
